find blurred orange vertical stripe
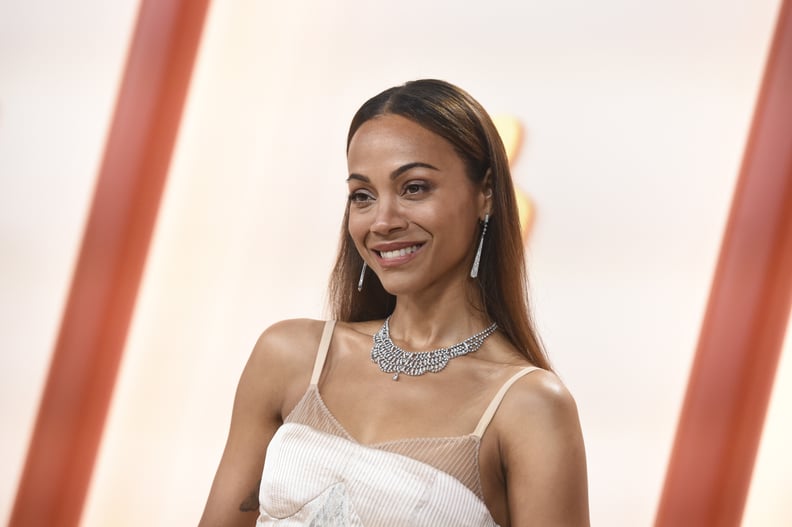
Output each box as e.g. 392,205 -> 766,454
655,1 -> 792,525
9,0 -> 210,525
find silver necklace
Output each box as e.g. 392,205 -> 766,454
371,316 -> 498,380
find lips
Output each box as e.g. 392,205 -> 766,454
371,242 -> 425,266
377,244 -> 421,260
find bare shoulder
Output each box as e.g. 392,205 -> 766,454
198,319 -> 330,526
249,318 -> 327,371
244,318 -> 329,416
494,368 -> 590,525
256,317 -> 327,348
501,369 -> 579,420
493,368 -> 584,454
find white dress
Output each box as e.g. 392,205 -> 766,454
258,321 -> 539,526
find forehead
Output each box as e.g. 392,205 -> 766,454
347,114 -> 463,173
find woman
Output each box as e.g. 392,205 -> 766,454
200,79 -> 589,526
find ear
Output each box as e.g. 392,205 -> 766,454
477,169 -> 494,218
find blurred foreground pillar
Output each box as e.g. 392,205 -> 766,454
655,1 -> 792,525
10,0 -> 210,525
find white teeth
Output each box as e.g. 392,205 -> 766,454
379,245 -> 420,260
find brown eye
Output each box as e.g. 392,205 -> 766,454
348,190 -> 374,203
403,182 -> 428,195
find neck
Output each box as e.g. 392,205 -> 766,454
386,276 -> 490,351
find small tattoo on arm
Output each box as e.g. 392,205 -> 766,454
239,479 -> 262,512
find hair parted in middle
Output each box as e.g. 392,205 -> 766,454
329,79 -> 550,369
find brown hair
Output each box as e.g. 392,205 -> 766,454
329,79 -> 550,369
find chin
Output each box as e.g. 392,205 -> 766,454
378,282 -> 414,297
377,274 -> 459,299
376,275 -> 424,297
374,262 -> 469,298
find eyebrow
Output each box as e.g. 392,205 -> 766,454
347,162 -> 439,183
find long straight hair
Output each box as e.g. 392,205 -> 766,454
329,79 -> 550,369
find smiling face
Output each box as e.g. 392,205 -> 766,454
346,113 -> 490,298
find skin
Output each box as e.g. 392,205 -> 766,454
199,114 -> 589,526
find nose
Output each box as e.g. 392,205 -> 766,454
370,196 -> 408,235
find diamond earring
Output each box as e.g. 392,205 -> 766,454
357,262 -> 367,292
470,213 -> 489,279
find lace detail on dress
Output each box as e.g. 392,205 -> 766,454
308,483 -> 359,527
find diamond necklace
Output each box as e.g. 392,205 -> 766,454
371,316 -> 498,380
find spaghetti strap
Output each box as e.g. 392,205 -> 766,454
473,367 -> 541,438
309,320 -> 337,385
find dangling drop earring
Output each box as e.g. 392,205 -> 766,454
470,213 -> 489,279
357,262 -> 367,292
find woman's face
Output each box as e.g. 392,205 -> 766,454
346,113 -> 490,297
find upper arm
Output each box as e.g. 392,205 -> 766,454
198,319 -> 321,527
499,371 -> 590,527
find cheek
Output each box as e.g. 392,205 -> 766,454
426,205 -> 477,244
449,222 -> 477,253
347,212 -> 368,247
